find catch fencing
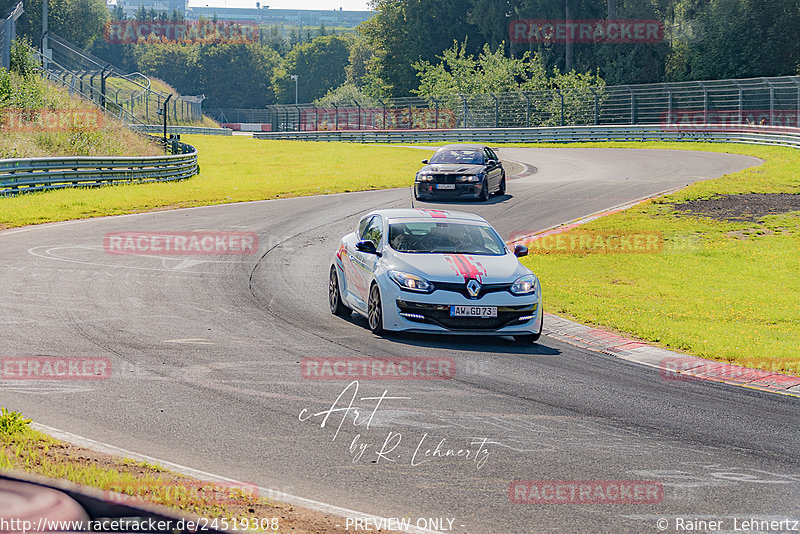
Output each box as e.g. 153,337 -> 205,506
43,33 -> 204,125
0,2 -> 22,69
242,76 -> 800,133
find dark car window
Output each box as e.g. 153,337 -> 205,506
389,221 -> 505,255
486,148 -> 499,162
358,216 -> 374,239
429,149 -> 484,165
363,216 -> 383,248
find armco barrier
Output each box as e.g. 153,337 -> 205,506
0,140 -> 198,196
133,124 -> 233,136
251,124 -> 800,149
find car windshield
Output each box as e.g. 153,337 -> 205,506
388,221 -> 506,255
429,149 -> 484,165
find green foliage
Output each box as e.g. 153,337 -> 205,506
0,408 -> 32,436
414,41 -> 605,126
10,38 -> 38,78
0,68 -> 12,107
48,0 -> 109,48
195,44 -> 280,108
272,35 -> 351,104
314,82 -> 379,107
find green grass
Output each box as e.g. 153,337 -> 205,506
510,141 -> 800,374
0,137 -> 428,229
0,408 -> 277,526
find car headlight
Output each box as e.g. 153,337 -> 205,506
510,274 -> 538,296
457,175 -> 480,183
388,271 -> 434,293
416,173 -> 434,182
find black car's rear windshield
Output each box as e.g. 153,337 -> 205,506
429,149 -> 484,165
388,221 -> 506,255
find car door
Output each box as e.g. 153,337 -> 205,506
484,148 -> 501,190
342,216 -> 372,309
346,215 -> 383,309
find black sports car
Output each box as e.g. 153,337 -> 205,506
414,144 -> 506,202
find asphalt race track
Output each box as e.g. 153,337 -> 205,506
2,146 -> 798,533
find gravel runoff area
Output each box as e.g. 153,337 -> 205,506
672,193 -> 800,222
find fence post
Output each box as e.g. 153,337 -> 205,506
733,80 -> 743,124
524,92 -> 530,127
382,100 -> 387,130
462,95 -> 468,128
356,102 -> 362,130
334,103 -> 339,131
663,84 -> 672,123
792,79 -> 800,128
621,86 -> 634,124
555,89 -> 564,126
698,81 -> 707,124
492,93 -> 498,127
433,98 -> 438,129
764,79 -> 776,126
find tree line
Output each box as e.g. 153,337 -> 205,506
2,0 -> 798,109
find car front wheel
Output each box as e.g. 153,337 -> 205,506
367,283 -> 384,334
329,266 -> 350,316
515,312 -> 543,343
479,181 -> 489,201
498,175 -> 506,196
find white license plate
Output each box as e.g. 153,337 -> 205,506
436,184 -> 456,190
450,306 -> 497,318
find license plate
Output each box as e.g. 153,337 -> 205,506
450,306 -> 497,318
436,184 -> 456,190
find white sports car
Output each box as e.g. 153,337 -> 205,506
329,209 -> 543,343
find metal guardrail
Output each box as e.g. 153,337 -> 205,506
132,124 -> 232,136
252,124 -> 800,149
0,140 -> 198,196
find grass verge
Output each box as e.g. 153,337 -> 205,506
508,141 -> 800,374
0,408 -> 350,533
0,137 -> 427,229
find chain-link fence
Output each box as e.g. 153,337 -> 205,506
42,33 -> 204,124
224,76 -> 800,133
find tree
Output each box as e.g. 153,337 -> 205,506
195,44 -> 280,108
134,43 -> 197,96
271,35 -> 351,104
360,0 -> 482,97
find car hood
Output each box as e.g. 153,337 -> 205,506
386,250 -> 530,284
419,164 -> 483,175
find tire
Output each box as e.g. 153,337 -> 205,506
479,181 -> 489,202
514,311 -> 543,343
497,175 -> 506,196
367,283 -> 384,334
329,266 -> 349,316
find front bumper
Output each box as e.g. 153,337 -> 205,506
381,281 -> 542,335
415,182 -> 484,200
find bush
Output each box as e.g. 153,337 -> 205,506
0,408 -> 32,436
10,37 -> 38,78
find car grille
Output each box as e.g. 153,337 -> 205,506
431,174 -> 457,184
432,281 -> 512,300
397,300 -> 537,331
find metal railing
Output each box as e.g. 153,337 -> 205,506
132,124 -> 232,136
0,138 -> 198,196
43,33 -> 204,124
247,75 -> 800,132
252,124 -> 800,150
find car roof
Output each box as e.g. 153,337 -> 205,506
362,208 -> 488,223
436,144 -> 488,151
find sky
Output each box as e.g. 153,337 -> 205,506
186,0 -> 372,10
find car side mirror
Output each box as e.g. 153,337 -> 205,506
356,240 -> 380,255
421,159 -> 429,164
486,159 -> 497,166
513,244 -> 528,258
